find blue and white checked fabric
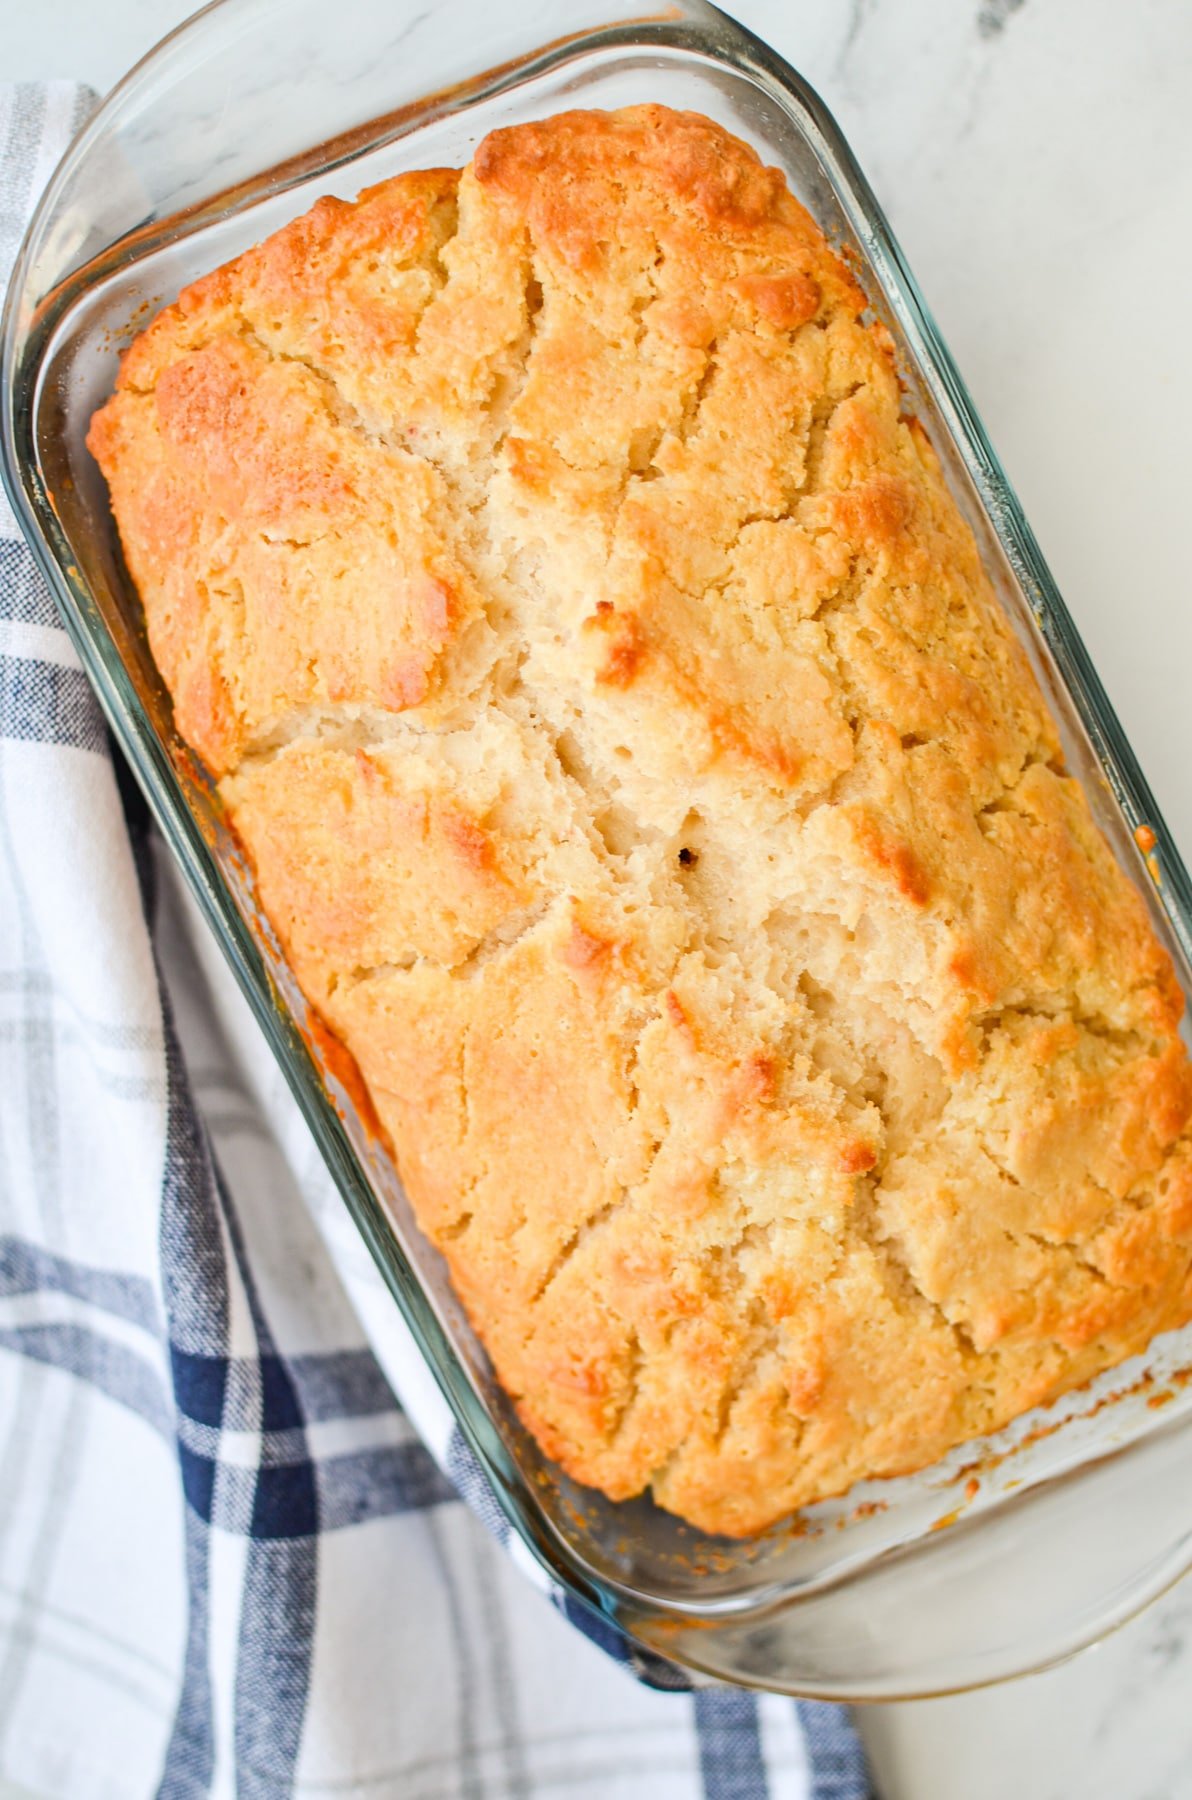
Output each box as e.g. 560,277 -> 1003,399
0,82 -> 875,1800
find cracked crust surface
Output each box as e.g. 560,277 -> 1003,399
88,105 -> 1192,1536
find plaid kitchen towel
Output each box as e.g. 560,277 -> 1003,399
0,82 -> 875,1800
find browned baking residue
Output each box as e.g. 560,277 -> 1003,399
305,1010 -> 389,1147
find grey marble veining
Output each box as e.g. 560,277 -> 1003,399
6,2 -> 1192,1796
863,1573 -> 1192,1800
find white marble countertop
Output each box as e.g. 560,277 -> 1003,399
7,1 -> 1192,1796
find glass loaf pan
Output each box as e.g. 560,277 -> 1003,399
5,0 -> 1192,1700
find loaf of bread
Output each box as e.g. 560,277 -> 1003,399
88,105 -> 1192,1536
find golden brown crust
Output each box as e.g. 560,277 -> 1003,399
88,105 -> 1192,1536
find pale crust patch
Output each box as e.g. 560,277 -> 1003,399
89,105 -> 1192,1537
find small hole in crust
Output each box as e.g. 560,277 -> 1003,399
678,847 -> 699,868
